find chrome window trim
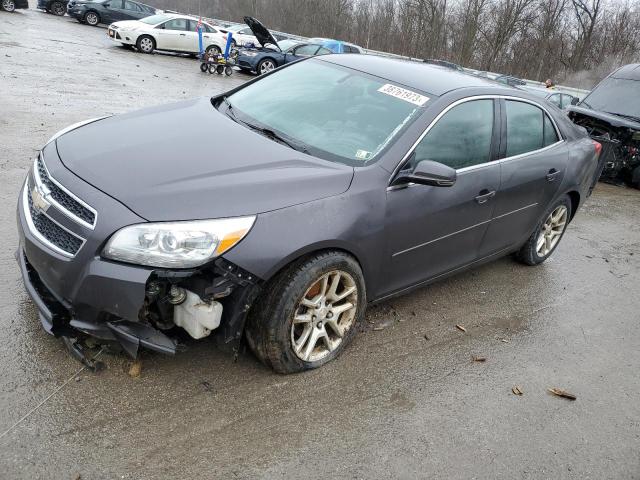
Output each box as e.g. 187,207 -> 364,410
35,153 -> 98,230
22,179 -> 87,258
387,94 -> 565,187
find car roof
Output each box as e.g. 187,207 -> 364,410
611,63 -> 640,81
318,54 -> 500,96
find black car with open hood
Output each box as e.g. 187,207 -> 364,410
567,63 -> 640,188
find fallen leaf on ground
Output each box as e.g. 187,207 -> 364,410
512,386 -> 523,396
128,359 -> 142,378
547,387 -> 577,400
455,324 -> 467,333
423,334 -> 430,341
500,338 -> 510,343
472,356 -> 486,362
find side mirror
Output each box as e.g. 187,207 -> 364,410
393,160 -> 457,187
571,97 -> 579,106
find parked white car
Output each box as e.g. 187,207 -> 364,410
107,13 -> 226,55
219,23 -> 259,47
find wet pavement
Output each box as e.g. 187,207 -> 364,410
2,6 -> 640,479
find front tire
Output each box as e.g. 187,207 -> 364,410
84,10 -> 100,26
136,35 -> 155,54
516,195 -> 571,265
257,58 -> 276,75
50,1 -> 65,15
246,251 -> 366,373
1,0 -> 16,12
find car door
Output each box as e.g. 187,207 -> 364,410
284,44 -> 321,64
154,18 -> 189,51
121,0 -> 146,20
103,0 -> 125,22
480,98 -> 567,256
383,98 -> 501,295
183,20 -> 202,53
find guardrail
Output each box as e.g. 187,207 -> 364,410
196,15 -> 591,97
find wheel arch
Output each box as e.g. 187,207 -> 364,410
260,241 -> 370,292
565,190 -> 580,221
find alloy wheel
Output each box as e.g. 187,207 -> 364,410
2,0 -> 16,12
139,37 -> 153,53
290,270 -> 358,362
51,1 -> 65,15
259,60 -> 275,74
85,12 -> 98,25
536,205 -> 567,257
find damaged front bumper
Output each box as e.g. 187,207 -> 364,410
16,152 -> 261,366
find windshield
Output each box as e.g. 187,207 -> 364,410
581,77 -> 640,118
140,14 -> 171,25
224,60 -> 429,165
277,39 -> 299,51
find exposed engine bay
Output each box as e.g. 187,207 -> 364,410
569,109 -> 640,188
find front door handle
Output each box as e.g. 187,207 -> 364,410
546,168 -> 561,182
474,189 -> 496,204
180,33 -> 186,36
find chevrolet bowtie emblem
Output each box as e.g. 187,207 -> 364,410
31,183 -> 52,215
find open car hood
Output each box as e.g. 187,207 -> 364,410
567,106 -> 640,130
243,16 -> 280,50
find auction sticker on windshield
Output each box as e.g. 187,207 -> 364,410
377,84 -> 429,106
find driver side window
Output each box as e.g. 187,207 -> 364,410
409,99 -> 494,171
294,45 -> 320,57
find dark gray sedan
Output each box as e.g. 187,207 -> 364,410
17,55 -> 601,373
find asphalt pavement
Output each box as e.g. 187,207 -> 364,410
1,6 -> 639,479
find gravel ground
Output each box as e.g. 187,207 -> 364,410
1,7 -> 640,480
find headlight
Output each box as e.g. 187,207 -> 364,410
242,51 -> 259,57
103,216 -> 256,268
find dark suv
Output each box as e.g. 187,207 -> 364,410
567,64 -> 640,188
67,0 -> 156,26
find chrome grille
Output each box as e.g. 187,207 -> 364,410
27,186 -> 84,256
22,152 -> 95,257
34,154 -> 97,228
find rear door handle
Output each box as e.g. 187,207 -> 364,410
474,189 -> 496,204
546,168 -> 561,182
180,33 -> 186,36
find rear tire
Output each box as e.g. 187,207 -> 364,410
245,251 -> 366,374
516,195 -> 572,266
50,1 -> 65,15
205,45 -> 221,55
136,35 -> 155,54
1,0 -> 16,12
84,10 -> 100,26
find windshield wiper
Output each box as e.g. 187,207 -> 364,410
605,111 -> 640,123
222,97 -> 310,154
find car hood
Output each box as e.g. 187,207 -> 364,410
243,16 -> 280,50
55,97 -> 354,221
112,20 -> 150,30
567,105 -> 640,130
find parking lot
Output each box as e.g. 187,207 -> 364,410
2,6 -> 640,479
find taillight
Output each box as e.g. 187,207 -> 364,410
592,140 -> 602,157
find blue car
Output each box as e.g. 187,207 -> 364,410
236,17 -> 361,75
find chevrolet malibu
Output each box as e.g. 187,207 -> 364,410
17,55 -> 601,373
